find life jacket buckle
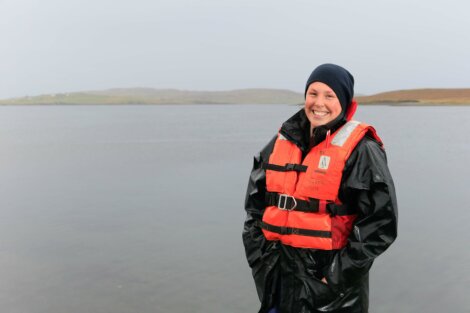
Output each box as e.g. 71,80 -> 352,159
278,194 -> 297,211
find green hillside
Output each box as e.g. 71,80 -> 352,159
0,88 -> 303,105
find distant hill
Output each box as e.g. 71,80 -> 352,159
0,88 -> 303,105
355,88 -> 470,105
1,87 -> 470,105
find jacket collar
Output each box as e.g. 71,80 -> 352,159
279,109 -> 311,153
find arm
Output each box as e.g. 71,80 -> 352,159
242,135 -> 278,300
325,136 -> 398,292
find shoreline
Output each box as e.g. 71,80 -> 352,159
2,87 -> 470,106
1,102 -> 469,107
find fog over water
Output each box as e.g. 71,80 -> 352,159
0,105 -> 468,313
2,0 -> 470,98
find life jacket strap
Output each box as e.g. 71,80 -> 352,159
266,192 -> 318,212
257,220 -> 332,238
265,192 -> 356,216
262,162 -> 308,172
327,203 -> 357,216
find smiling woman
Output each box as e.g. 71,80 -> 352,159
243,63 -> 398,313
304,82 -> 343,129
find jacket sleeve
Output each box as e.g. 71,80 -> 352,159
325,136 -> 398,292
242,135 -> 278,301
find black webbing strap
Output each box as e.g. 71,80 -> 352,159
257,220 -> 332,238
265,192 -> 355,216
265,192 -> 319,213
262,162 -> 308,172
327,203 -> 357,216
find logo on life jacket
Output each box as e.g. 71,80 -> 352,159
318,155 -> 330,170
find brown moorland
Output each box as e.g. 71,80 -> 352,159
355,88 -> 470,105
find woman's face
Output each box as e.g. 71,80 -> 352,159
304,82 -> 342,128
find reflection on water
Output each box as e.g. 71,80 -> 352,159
0,104 -> 468,313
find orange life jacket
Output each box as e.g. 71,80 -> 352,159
260,121 -> 382,250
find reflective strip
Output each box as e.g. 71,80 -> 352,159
331,121 -> 361,147
278,134 -> 287,140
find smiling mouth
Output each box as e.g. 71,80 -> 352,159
312,110 -> 329,117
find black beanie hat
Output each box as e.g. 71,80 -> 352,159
304,63 -> 355,112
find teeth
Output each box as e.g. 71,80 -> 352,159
313,110 -> 328,117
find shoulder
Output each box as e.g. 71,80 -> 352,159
258,134 -> 278,162
343,134 -> 392,189
349,133 -> 386,163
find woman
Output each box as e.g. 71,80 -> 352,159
243,64 -> 398,313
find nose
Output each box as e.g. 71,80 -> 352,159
312,95 -> 325,107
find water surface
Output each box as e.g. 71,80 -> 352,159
0,104 -> 468,313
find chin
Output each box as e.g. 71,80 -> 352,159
309,118 -> 331,128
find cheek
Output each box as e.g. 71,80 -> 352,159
304,98 -> 315,109
331,102 -> 342,117
304,99 -> 312,110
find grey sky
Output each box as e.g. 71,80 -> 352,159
1,0 -> 469,98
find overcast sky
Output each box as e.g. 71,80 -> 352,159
1,0 -> 469,98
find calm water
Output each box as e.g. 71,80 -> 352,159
0,104 -> 469,313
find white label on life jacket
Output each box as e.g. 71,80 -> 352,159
318,155 -> 330,170
278,134 -> 287,140
331,121 -> 361,147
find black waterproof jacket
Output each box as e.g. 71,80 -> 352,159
243,109 -> 398,313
